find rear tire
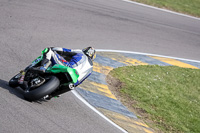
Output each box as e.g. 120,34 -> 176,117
9,73 -> 21,88
24,76 -> 60,101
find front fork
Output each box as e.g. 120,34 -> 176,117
18,64 -> 34,84
18,54 -> 43,85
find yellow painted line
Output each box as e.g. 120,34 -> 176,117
111,57 -> 148,66
144,128 -> 154,133
99,107 -> 149,128
79,80 -> 117,100
113,113 -> 149,128
90,82 -> 117,100
150,56 -> 199,69
79,80 -> 101,93
93,62 -> 113,75
97,52 -> 148,66
98,108 -> 154,133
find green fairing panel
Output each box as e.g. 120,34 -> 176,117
41,48 -> 48,54
32,55 -> 43,65
47,64 -> 79,83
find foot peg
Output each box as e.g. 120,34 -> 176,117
69,83 -> 75,90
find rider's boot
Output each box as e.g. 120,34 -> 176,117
31,59 -> 51,73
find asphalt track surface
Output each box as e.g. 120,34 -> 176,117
0,0 -> 199,133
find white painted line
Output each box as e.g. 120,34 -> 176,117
121,0 -> 200,21
97,49 -> 200,63
71,90 -> 128,133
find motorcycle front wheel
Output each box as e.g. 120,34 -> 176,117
9,73 -> 21,88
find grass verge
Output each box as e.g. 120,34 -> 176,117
131,0 -> 200,17
109,65 -> 200,133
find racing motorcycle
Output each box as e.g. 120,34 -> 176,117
9,54 -> 79,102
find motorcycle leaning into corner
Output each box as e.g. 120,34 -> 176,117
8,53 -> 79,102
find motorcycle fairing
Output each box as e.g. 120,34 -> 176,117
46,64 -> 79,84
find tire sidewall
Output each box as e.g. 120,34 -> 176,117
24,76 -> 60,101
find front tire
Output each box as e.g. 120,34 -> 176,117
24,76 -> 60,101
9,73 -> 21,88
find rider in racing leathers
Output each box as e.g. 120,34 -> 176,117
19,47 -> 96,90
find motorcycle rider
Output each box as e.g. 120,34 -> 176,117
19,47 -> 96,89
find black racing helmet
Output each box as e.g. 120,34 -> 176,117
82,47 -> 96,60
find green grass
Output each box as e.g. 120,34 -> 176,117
132,0 -> 200,17
110,65 -> 200,133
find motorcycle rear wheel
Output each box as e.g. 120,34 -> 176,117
24,76 -> 60,101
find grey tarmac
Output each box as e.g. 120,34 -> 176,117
0,0 -> 199,133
